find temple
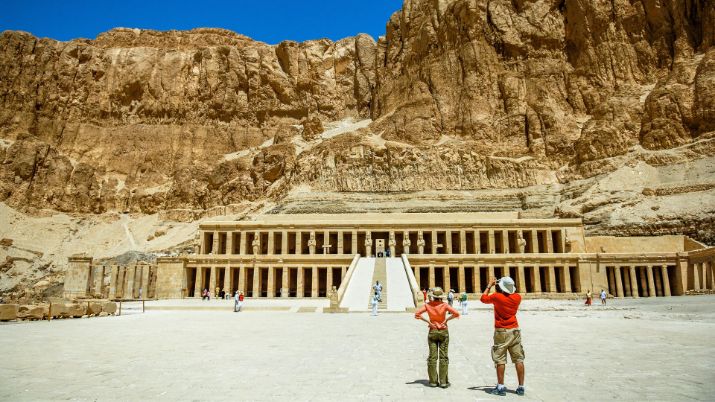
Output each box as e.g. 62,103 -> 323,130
64,213 -> 715,309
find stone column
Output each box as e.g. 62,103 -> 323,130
661,265 -> 671,296
140,265 -> 150,299
209,266 -> 217,297
560,229 -> 567,253
337,231 -> 344,255
629,266 -> 639,298
252,266 -> 261,297
502,230 -> 510,254
460,230 -> 467,254
614,267 -> 624,297
445,231 -> 452,255
563,266 -> 572,293
691,263 -> 699,290
474,267 -> 482,292
311,266 -> 318,298
428,264 -> 435,288
297,267 -> 304,297
444,266 -> 451,291
352,231 -> 358,256
267,267 -> 275,298
547,266 -> 556,293
194,268 -> 202,297
646,266 -> 656,297
324,230 -> 330,254
432,230 -> 438,254
238,232 -> 246,255
365,232 -> 373,257
474,230 -> 480,254
281,266 -> 289,297
281,231 -> 288,255
266,231 -> 274,255
545,230 -> 553,253
418,231 -> 425,254
458,264 -> 465,292
109,265 -> 120,299
389,231 -> 396,256
226,232 -> 234,255
532,267 -> 542,293
487,266 -> 495,282
223,267 -> 231,295
212,231 -> 219,254
488,230 -> 496,254
517,264 -> 526,293
327,267 -> 333,292
530,230 -> 538,253
414,266 -> 421,287
238,266 -> 246,294
124,266 -> 136,299
296,232 -> 303,255
709,261 -> 715,290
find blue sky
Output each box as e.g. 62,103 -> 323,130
1,0 -> 403,44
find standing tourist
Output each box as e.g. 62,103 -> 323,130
460,291 -> 468,315
422,288 -> 428,304
234,291 -> 240,312
202,288 -> 210,301
447,289 -> 455,306
480,277 -> 525,396
600,289 -> 607,305
585,290 -> 592,306
373,281 -> 383,302
371,293 -> 379,316
237,291 -> 244,312
414,287 -> 460,388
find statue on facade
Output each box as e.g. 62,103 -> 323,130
252,236 -> 260,255
364,233 -> 372,247
416,232 -> 425,253
308,233 -> 317,254
388,233 -> 397,248
328,285 -> 339,308
565,232 -> 573,253
517,231 -> 526,253
402,234 -> 412,254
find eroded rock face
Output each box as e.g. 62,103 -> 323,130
0,1 -> 713,242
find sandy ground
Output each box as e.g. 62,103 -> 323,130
1,296 -> 714,401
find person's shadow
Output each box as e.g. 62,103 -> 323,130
469,385 -> 519,395
405,379 -> 434,387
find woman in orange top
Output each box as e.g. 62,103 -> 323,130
414,287 -> 460,388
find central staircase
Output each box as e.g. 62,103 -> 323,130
367,258 -> 388,310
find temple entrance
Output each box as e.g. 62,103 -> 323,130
186,268 -> 197,297
289,267 -> 298,297
302,267 -> 312,297
260,268 -> 269,297
375,239 -> 386,256
318,268 -> 327,297
246,268 -> 255,297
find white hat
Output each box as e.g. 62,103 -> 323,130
498,277 -> 516,294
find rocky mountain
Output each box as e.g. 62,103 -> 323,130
1,0 -> 714,244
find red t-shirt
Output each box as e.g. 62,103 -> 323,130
239,294 -> 244,301
480,292 -> 521,328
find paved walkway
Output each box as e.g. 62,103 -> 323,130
1,296 -> 714,401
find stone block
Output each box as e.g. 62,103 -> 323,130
87,302 -> 103,315
0,304 -> 19,321
17,304 -> 48,320
67,303 -> 86,318
102,301 -> 117,315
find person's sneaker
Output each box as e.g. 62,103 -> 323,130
428,382 -> 438,388
439,382 -> 451,389
490,387 -> 506,396
516,386 -> 525,396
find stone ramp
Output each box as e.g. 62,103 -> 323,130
339,257 -> 375,311
386,258 -> 415,311
367,258 -> 388,310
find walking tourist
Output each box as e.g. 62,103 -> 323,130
414,287 -> 460,388
480,277 -> 525,396
460,291 -> 468,315
373,281 -> 383,302
371,293 -> 379,316
447,289 -> 454,306
585,290 -> 592,306
600,289 -> 607,305
234,291 -> 240,312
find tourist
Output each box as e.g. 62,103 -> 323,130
202,288 -> 210,301
447,289 -> 454,306
480,277 -> 525,396
237,291 -> 244,312
219,289 -> 225,299
585,290 -> 592,306
414,287 -> 460,388
234,291 -> 240,312
422,288 -> 428,304
371,293 -> 379,316
215,286 -> 220,299
600,289 -> 607,305
460,291 -> 468,315
373,281 -> 383,302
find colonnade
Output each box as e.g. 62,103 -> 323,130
200,227 -> 569,256
687,261 -> 715,292
412,264 -> 579,294
187,265 -> 347,298
605,265 -> 675,297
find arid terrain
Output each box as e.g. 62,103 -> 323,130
1,0 -> 714,300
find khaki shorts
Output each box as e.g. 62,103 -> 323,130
491,328 -> 525,365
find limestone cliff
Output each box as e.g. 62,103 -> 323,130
1,0 -> 714,244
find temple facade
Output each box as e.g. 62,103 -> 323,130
64,213 -> 715,303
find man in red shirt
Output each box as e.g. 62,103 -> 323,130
414,287 -> 460,388
481,277 -> 525,396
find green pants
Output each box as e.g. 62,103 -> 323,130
427,329 -> 449,385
